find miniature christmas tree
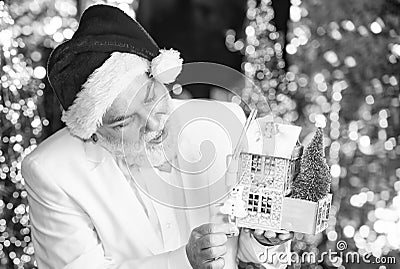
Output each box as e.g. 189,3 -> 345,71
291,128 -> 332,202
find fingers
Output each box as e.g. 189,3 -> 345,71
202,257 -> 225,269
278,232 -> 294,241
264,230 -> 277,238
254,229 -> 293,240
198,233 -> 228,249
253,229 -> 275,240
187,223 -> 233,269
253,229 -> 264,237
200,245 -> 227,260
251,229 -> 294,246
255,229 -> 276,238
195,223 -> 238,236
252,230 -> 273,246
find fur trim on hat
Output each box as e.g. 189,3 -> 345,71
62,49 -> 183,140
61,52 -> 149,139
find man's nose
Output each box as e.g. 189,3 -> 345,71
145,114 -> 161,131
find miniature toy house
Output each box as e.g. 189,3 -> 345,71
222,120 -> 332,235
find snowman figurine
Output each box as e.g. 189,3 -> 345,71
220,186 -> 248,225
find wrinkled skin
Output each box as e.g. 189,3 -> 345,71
186,223 -> 239,269
96,74 -> 176,168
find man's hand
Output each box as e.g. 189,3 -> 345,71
186,223 -> 239,269
245,229 -> 294,246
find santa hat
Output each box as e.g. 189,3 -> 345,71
47,4 -> 183,140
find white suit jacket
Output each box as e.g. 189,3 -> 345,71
22,99 -> 290,269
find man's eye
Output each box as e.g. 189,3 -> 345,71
112,122 -> 127,131
113,124 -> 124,131
111,116 -> 135,131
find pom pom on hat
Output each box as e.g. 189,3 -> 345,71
151,49 -> 183,84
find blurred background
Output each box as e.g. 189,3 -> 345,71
0,0 -> 399,268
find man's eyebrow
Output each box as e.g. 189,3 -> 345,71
105,113 -> 135,125
105,80 -> 153,125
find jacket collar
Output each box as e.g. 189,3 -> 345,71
83,138 -> 167,254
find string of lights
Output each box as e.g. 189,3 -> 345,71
0,0 -> 399,268
287,0 -> 400,268
236,0 -> 400,268
0,2 -> 44,267
0,0 -> 138,267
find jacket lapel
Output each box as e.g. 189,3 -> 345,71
84,141 -> 164,255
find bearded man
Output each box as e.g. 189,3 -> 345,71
22,4 -> 292,269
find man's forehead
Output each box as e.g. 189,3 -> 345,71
103,104 -> 130,123
103,74 -> 151,123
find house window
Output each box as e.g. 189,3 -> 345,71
248,193 -> 273,215
248,193 -> 259,212
317,206 -> 323,225
325,202 -> 331,220
260,195 -> 272,214
251,155 -> 262,173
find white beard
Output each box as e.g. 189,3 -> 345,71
145,143 -> 169,168
98,127 -> 177,170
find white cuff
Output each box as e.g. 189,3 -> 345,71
167,245 -> 192,269
238,231 -> 291,268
